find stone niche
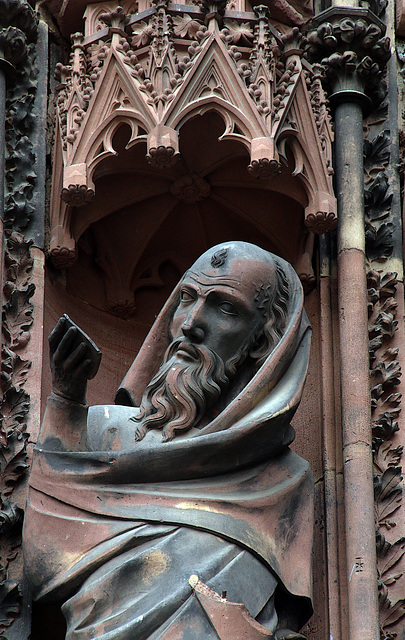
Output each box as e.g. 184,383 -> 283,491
33,0 -> 335,637
43,106 -> 322,410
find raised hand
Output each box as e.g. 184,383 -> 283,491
49,315 -> 101,404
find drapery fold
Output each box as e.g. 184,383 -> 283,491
24,245 -> 314,636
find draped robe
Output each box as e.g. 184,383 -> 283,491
24,252 -> 314,639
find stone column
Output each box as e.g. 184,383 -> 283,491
306,8 -> 391,640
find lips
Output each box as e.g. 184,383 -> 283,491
176,342 -> 198,360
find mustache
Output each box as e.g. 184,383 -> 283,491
166,338 -> 201,360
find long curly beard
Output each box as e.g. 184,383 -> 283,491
133,339 -> 230,442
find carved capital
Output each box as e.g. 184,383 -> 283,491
61,164 -> 95,206
146,125 -> 180,168
248,137 -> 281,179
49,223 -> 77,268
305,211 -> 337,234
247,158 -> 281,179
305,191 -> 337,233
304,7 -> 390,109
49,246 -> 77,269
61,184 -> 95,206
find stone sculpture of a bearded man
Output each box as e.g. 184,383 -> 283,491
24,241 -> 314,640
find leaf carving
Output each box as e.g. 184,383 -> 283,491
366,222 -> 394,261
0,431 -> 28,496
374,442 -> 403,476
380,596 -> 405,634
364,130 -> 391,173
372,412 -> 399,442
4,231 -> 33,289
0,500 -> 23,581
371,360 -> 402,387
222,20 -> 253,44
0,388 -> 30,447
364,170 -> 392,221
2,283 -> 35,350
173,15 -> 205,39
0,580 -> 21,632
375,467 -> 403,528
5,135 -> 36,185
1,347 -> 31,392
377,532 -> 405,585
380,273 -> 398,298
131,21 -> 153,47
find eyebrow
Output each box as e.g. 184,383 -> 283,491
186,271 -> 241,287
181,278 -> 252,314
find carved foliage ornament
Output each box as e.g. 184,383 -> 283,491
359,29 -> 405,633
0,0 -> 39,633
368,270 -> 405,639
0,233 -> 34,633
304,5 -> 391,175
364,112 -> 404,640
355,32 -> 404,634
0,0 -> 38,67
1,1 -> 39,233
364,131 -> 393,262
304,10 -> 390,107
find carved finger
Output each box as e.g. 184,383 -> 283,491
64,342 -> 89,372
76,358 -> 93,381
53,326 -> 78,366
48,316 -> 67,353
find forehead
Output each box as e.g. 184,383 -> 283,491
182,272 -> 255,305
184,256 -> 275,295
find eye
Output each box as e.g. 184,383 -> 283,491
180,289 -> 195,303
219,301 -> 239,316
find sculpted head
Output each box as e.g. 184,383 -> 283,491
133,242 -> 290,442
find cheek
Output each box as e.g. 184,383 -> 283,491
212,325 -> 249,359
170,313 -> 184,337
224,323 -> 254,350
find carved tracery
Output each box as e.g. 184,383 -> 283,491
49,0 -> 336,266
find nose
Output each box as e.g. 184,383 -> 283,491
181,303 -> 206,343
182,324 -> 205,342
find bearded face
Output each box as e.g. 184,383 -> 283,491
132,250 -> 278,443
133,338 -> 231,442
